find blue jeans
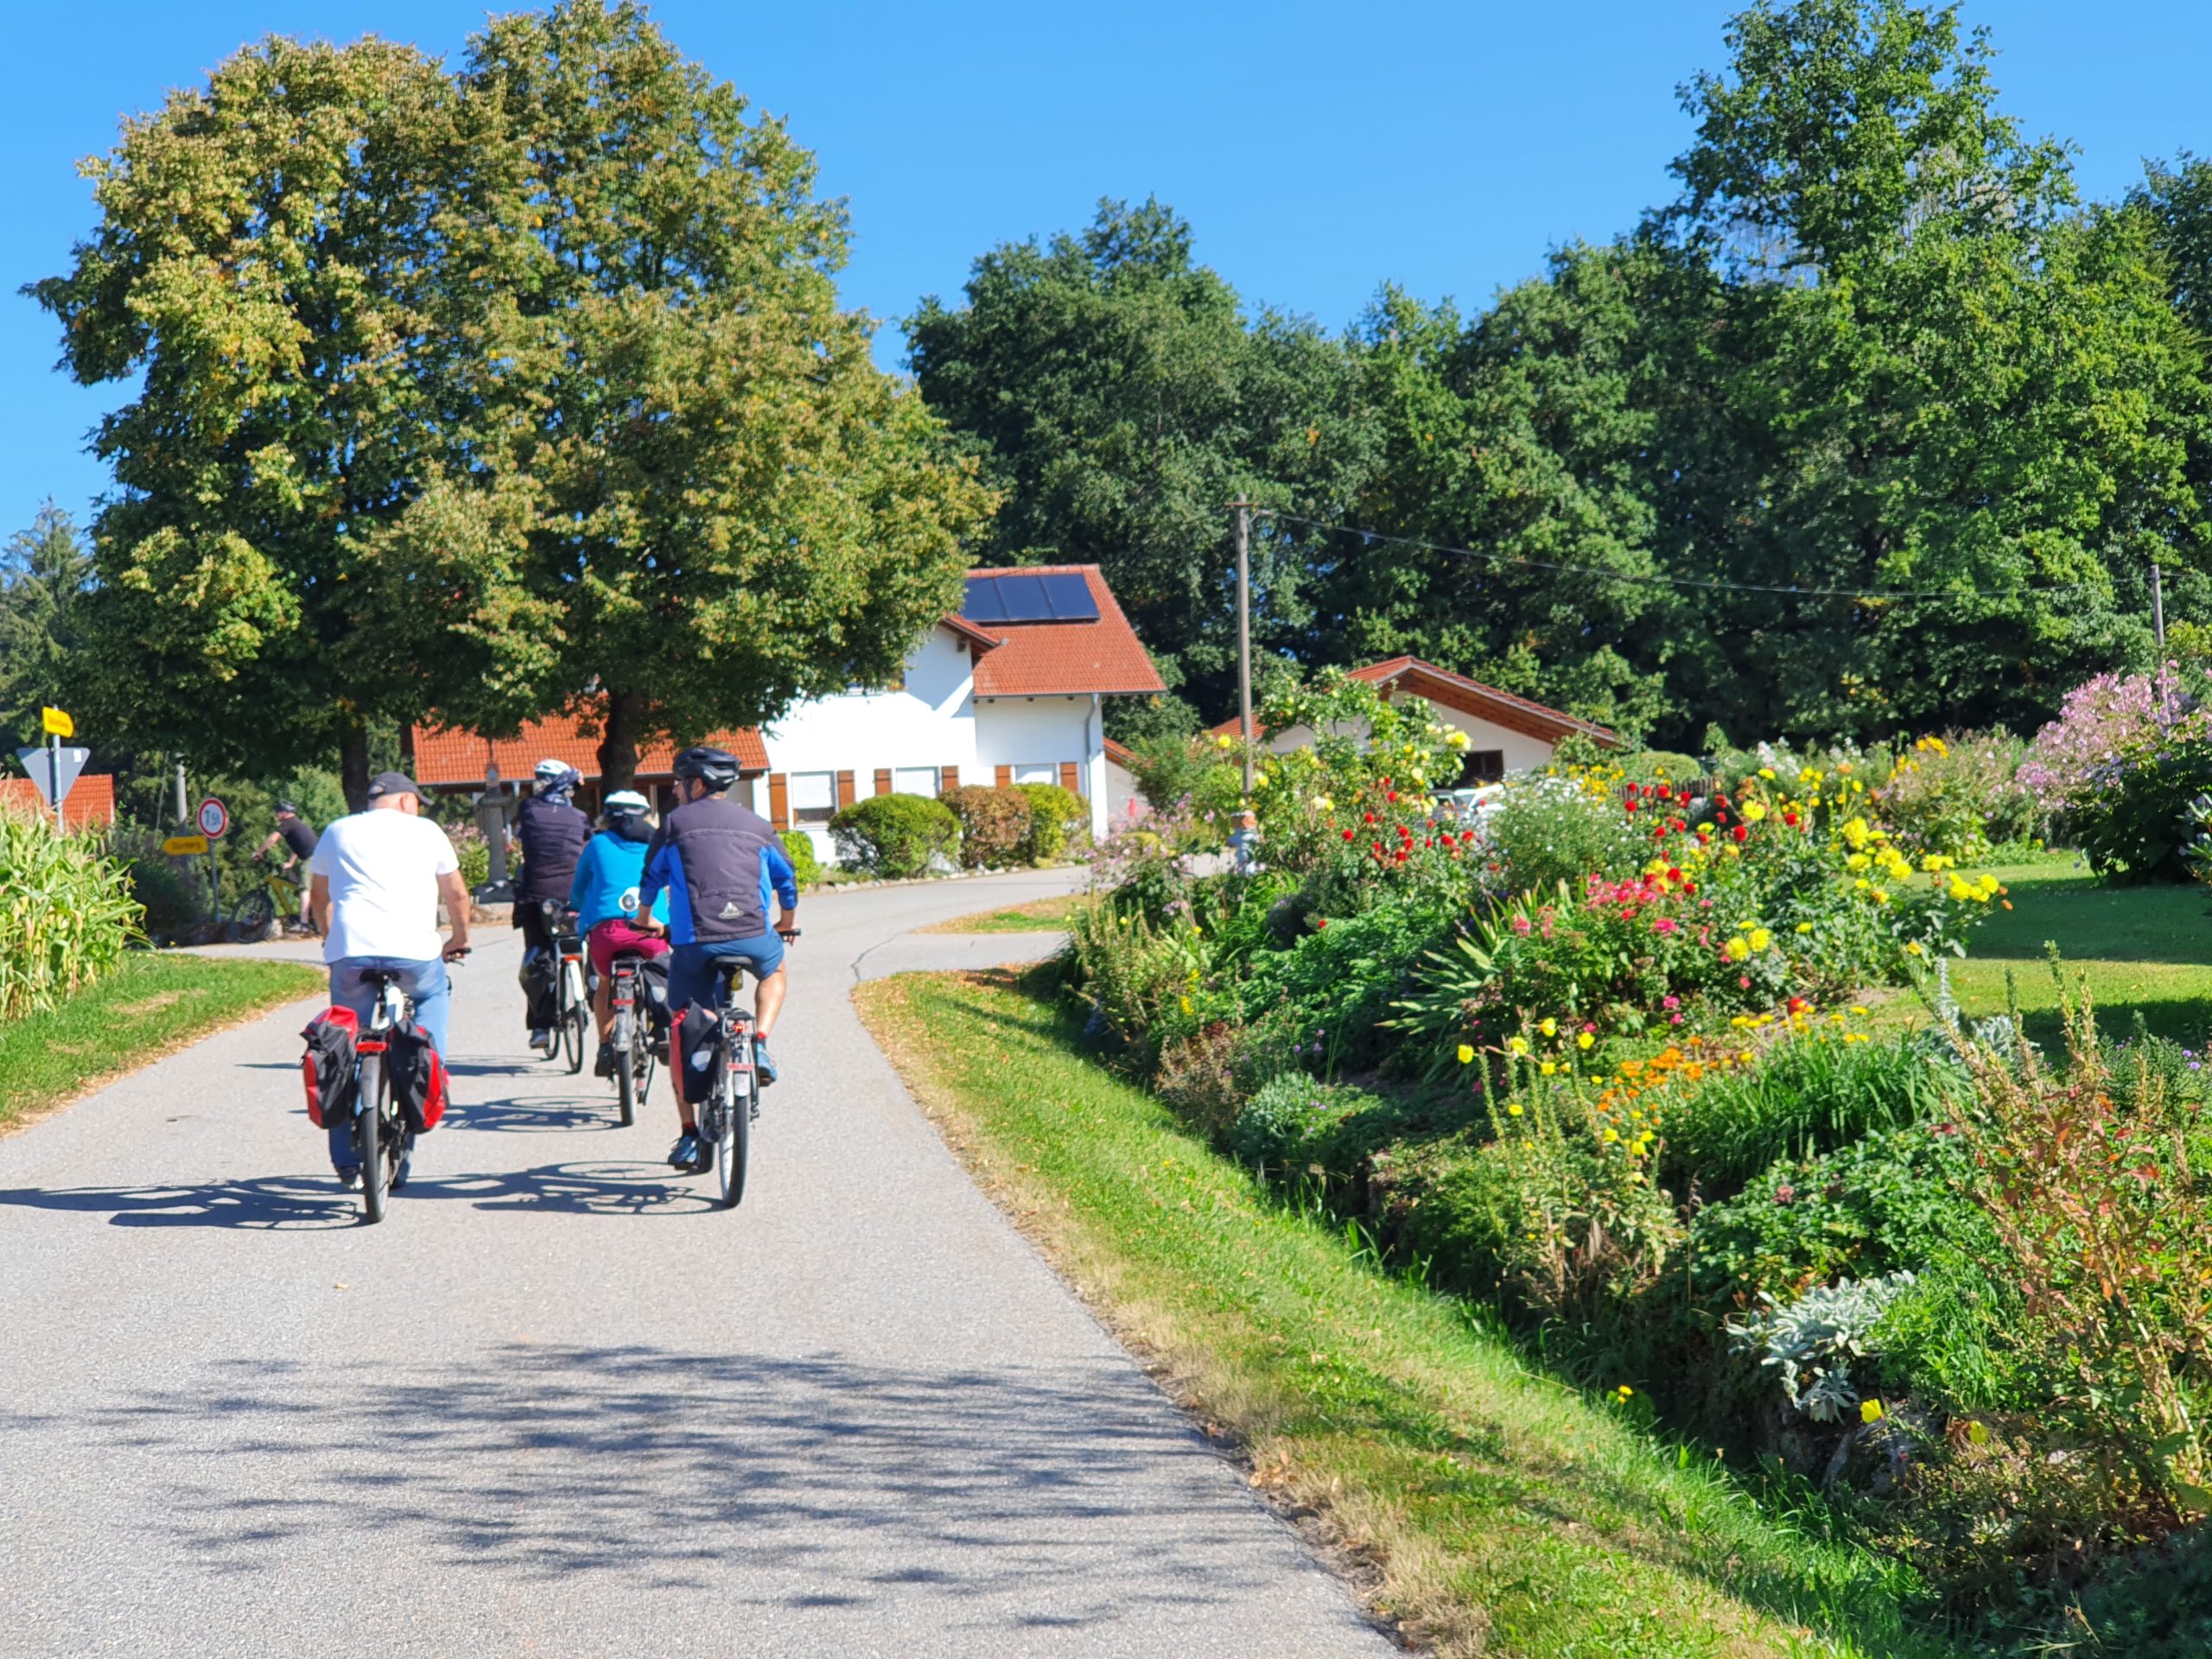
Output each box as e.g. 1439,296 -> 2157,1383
327,956 -> 448,1170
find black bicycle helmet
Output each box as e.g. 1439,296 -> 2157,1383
671,746 -> 742,791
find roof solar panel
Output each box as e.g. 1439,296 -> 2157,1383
1039,571 -> 1100,621
961,576 -> 1007,623
993,572 -> 1052,621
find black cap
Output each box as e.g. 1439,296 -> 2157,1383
365,771 -> 421,802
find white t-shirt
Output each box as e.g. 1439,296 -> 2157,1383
310,810 -> 461,963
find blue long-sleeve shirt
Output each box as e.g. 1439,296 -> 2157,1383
566,827 -> 671,934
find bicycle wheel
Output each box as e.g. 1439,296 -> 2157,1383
563,1000 -> 587,1075
230,887 -> 276,944
613,1009 -> 638,1127
716,1060 -> 748,1210
357,1056 -> 388,1224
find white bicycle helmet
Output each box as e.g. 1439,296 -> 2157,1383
603,790 -> 650,815
534,757 -> 570,783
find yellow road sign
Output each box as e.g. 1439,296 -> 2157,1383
41,707 -> 73,738
162,834 -> 210,856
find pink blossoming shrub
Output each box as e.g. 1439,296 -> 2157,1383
2019,667 -> 2206,812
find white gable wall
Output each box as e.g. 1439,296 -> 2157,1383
1255,698 -> 1559,777
972,694 -> 1109,839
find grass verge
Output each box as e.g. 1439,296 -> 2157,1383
1939,857 -> 2212,1046
857,966 -> 1960,1659
0,952 -> 325,1131
921,893 -> 1086,934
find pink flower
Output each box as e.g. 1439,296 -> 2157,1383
1654,918 -> 1680,934
1511,916 -> 1532,936
1662,995 -> 1681,1010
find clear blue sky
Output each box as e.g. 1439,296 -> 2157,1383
5,1 -> 2209,539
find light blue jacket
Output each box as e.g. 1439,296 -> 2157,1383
566,826 -> 671,934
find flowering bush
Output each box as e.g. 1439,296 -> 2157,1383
1471,772 -> 1648,897
1873,733 -> 2037,860
2022,668 -> 2212,881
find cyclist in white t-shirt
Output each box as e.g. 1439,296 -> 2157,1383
308,771 -> 472,1185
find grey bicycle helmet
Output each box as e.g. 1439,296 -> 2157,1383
671,746 -> 742,791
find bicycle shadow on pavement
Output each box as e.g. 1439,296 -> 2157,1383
69,1343 -> 1311,1636
0,1176 -> 359,1230
443,1093 -> 631,1135
400,1160 -> 717,1217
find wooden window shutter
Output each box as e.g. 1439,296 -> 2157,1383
874,767 -> 893,797
994,765 -> 1013,789
836,770 -> 856,809
768,772 -> 789,830
1058,760 -> 1081,794
940,765 -> 959,792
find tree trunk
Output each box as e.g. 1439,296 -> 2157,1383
596,689 -> 645,794
340,723 -> 372,812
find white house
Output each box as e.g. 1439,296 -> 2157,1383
1210,656 -> 1618,780
410,564 -> 1165,862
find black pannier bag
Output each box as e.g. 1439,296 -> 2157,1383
677,1002 -> 721,1102
638,954 -> 673,1049
518,944 -> 559,1028
299,1007 -> 359,1129
385,1016 -> 449,1134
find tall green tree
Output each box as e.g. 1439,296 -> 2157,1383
907,197 -> 1377,721
416,1 -> 991,788
0,502 -> 92,750
30,36 -> 511,804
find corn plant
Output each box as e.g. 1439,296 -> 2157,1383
0,805 -> 143,1022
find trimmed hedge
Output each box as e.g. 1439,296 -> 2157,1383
780,830 -> 823,888
944,785 -> 1031,868
830,793 -> 960,878
1017,781 -> 1088,862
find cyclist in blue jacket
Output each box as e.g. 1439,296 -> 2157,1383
566,790 -> 671,1077
636,747 -> 798,1173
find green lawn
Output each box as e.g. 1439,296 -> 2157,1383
1942,855 -> 2212,1046
0,952 -> 325,1129
858,967 -> 1956,1659
921,892 -> 1085,934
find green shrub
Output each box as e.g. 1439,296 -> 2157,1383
1016,781 -> 1089,862
1616,750 -> 1706,787
1150,1006 -> 1298,1141
780,830 -> 821,888
124,841 -> 203,935
447,823 -> 493,892
1874,732 -> 2036,860
1477,775 -> 1648,896
1230,1077 -> 1414,1189
829,792 -> 960,878
1240,889 -> 1456,1071
944,785 -> 1031,868
1126,734 -> 1243,837
1,808 -> 143,1020
1658,1031 -> 1970,1202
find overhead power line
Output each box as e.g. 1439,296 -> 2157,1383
1256,510 -> 2094,603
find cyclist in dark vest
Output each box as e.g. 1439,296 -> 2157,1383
636,746 -> 798,1173
256,801 -> 321,932
514,759 -> 592,1054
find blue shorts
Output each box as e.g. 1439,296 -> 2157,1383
668,935 -> 785,1015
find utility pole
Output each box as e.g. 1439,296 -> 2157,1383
175,759 -> 189,827
1233,497 -> 1254,797
2155,562 -> 2171,716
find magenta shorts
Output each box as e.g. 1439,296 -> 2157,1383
588,917 -> 670,976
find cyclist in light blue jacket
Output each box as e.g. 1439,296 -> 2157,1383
567,791 -> 671,1077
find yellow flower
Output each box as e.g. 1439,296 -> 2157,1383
1540,1017 -> 1558,1036
1179,995 -> 1193,1014
1966,1420 -> 1990,1446
1457,1043 -> 1476,1065
1859,1399 -> 1885,1424
1841,817 -> 1872,850
1849,1005 -> 1868,1016
1796,921 -> 1814,934
1742,801 -> 1768,823
1725,937 -> 1751,962
1507,1103 -> 1524,1116
1749,926 -> 1772,951
1541,1060 -> 1557,1076
1576,1032 -> 1595,1050
1312,795 -> 1333,813
1904,940 -> 1923,955
1508,1036 -> 1529,1057
1758,767 -> 1776,780
1602,1128 -> 1618,1143
1444,729 -> 1470,751
1215,734 -> 1235,750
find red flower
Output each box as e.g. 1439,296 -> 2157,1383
1343,828 -> 1356,841
1364,811 -> 1376,824
1682,880 -> 1696,894
1624,800 -> 1638,813
1386,791 -> 1399,803
1732,823 -> 1749,842
1395,849 -> 1408,862
1625,782 -> 1641,797
1372,841 -> 1384,854
1738,975 -> 1752,989
1783,812 -> 1800,828
1316,918 -> 1328,930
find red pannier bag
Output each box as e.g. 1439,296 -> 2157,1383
387,1016 -> 449,1134
299,1007 -> 359,1129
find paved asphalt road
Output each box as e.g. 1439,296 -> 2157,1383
0,872 -> 1391,1657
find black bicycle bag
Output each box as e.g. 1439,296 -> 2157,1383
677,1003 -> 721,1101
385,1017 -> 449,1134
299,1007 -> 359,1130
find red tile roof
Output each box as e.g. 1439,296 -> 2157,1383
955,565 -> 1165,698
1210,657 -> 1618,748
409,711 -> 769,790
0,772 -> 116,830
1103,736 -> 1138,770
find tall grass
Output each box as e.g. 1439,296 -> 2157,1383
0,805 -> 143,1022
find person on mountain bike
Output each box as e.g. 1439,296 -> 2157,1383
513,758 -> 591,1055
566,789 -> 671,1077
256,802 -> 320,931
308,772 -> 471,1189
636,746 -> 798,1174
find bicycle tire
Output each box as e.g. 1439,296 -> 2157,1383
636,1039 -> 657,1111
613,1008 -> 638,1127
230,888 -> 276,944
717,1061 -> 747,1210
563,1001 -> 587,1075
358,1055 -> 387,1224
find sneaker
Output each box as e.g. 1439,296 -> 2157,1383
335,1166 -> 362,1190
669,1131 -> 704,1173
392,1135 -> 415,1192
753,1039 -> 779,1086
594,1043 -> 617,1078
529,1027 -> 551,1055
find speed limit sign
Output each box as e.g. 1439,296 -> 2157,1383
197,797 -> 230,839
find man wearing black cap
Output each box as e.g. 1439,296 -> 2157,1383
308,772 -> 473,1187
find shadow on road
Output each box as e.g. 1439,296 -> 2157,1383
65,1343 -> 1281,1630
